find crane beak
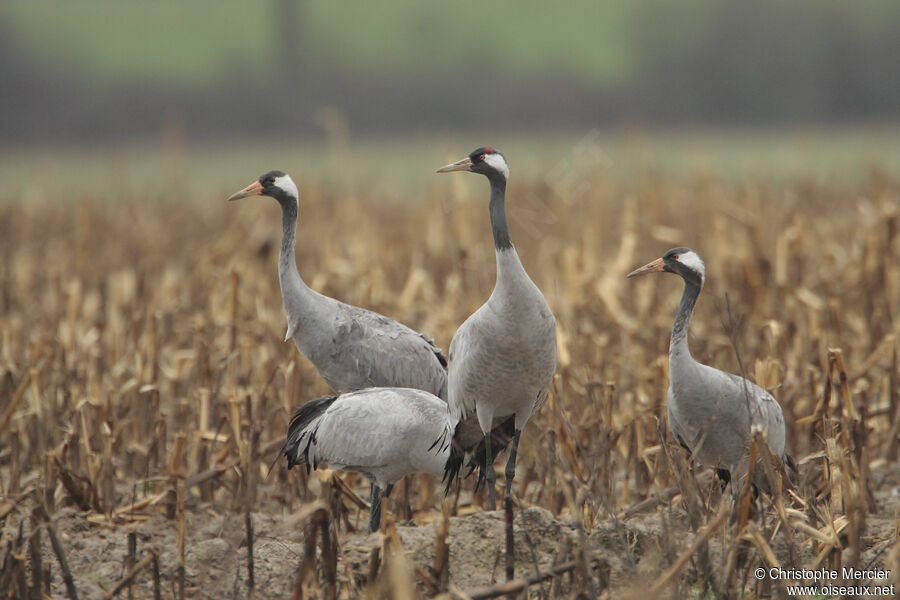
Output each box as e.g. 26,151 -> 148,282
436,157 -> 473,173
227,180 -> 264,201
627,257 -> 665,278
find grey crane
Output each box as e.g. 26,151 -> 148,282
229,171 -> 449,528
282,387 -> 460,532
627,247 -> 792,500
228,171 -> 448,398
437,148 -> 558,510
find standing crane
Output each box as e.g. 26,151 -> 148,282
437,148 -> 557,510
228,170 -> 448,398
229,170 -> 449,529
282,387 -> 460,532
627,247 -> 793,501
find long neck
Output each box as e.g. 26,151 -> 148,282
278,199 -> 311,310
488,176 -> 536,306
488,176 -> 512,251
670,279 -> 701,362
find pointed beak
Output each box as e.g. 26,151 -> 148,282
227,180 -> 264,201
436,156 -> 473,173
627,257 -> 666,278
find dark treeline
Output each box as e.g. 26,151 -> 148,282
2,0 -> 898,143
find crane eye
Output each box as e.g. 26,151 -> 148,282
671,254 -> 680,261
479,154 -> 486,161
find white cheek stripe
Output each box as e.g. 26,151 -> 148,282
483,153 -> 510,180
273,174 -> 299,200
678,251 -> 706,282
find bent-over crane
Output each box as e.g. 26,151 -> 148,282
282,387 -> 459,532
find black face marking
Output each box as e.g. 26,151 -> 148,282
259,169 -> 286,188
662,247 -> 702,286
466,146 -> 505,180
468,146 -> 498,164
254,169 -> 296,206
663,247 -> 691,262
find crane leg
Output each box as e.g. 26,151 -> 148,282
505,494 -> 515,581
484,432 -> 498,510
503,429 -> 522,501
503,430 -> 521,582
369,483 -> 383,533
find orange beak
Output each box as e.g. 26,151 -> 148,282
627,257 -> 666,278
436,156 -> 473,173
227,180 -> 264,201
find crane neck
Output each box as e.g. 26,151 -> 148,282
488,176 -> 512,251
670,279 -> 701,363
278,198 -> 311,297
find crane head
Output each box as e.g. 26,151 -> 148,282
627,247 -> 705,287
437,147 -> 509,182
228,170 -> 299,205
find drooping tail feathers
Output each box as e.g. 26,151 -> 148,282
282,395 -> 338,471
467,417 -> 516,490
783,452 -> 797,473
441,416 -> 516,493
442,432 -> 466,494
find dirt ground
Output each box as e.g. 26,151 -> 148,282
21,463 -> 899,599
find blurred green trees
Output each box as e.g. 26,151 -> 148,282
1,0 -> 897,141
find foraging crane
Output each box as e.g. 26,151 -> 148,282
282,387 -> 460,532
627,247 -> 792,499
228,171 -> 448,399
437,148 -> 557,510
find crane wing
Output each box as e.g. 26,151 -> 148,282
305,301 -> 448,399
446,310 -> 486,422
716,370 -> 787,458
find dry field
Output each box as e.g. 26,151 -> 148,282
1,145 -> 899,598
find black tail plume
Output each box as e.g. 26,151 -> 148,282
442,416 -> 517,493
465,417 -> 516,491
282,395 -> 338,470
442,425 -> 466,494
783,452 -> 797,473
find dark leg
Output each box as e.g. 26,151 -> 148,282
383,483 -> 394,498
503,429 -> 522,501
728,493 -> 738,526
503,430 -> 521,582
484,432 -> 498,510
505,494 -> 515,581
369,483 -> 383,533
725,475 -> 739,526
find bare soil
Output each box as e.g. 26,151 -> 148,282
24,463 -> 899,599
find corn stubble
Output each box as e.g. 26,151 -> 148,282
1,167 -> 898,598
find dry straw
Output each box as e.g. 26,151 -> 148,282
0,164 -> 898,597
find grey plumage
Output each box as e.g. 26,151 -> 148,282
437,148 -> 558,509
282,387 -> 460,531
448,248 -> 558,432
230,170 -> 450,532
667,365 -> 787,491
628,247 -> 790,497
228,170 -> 448,399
